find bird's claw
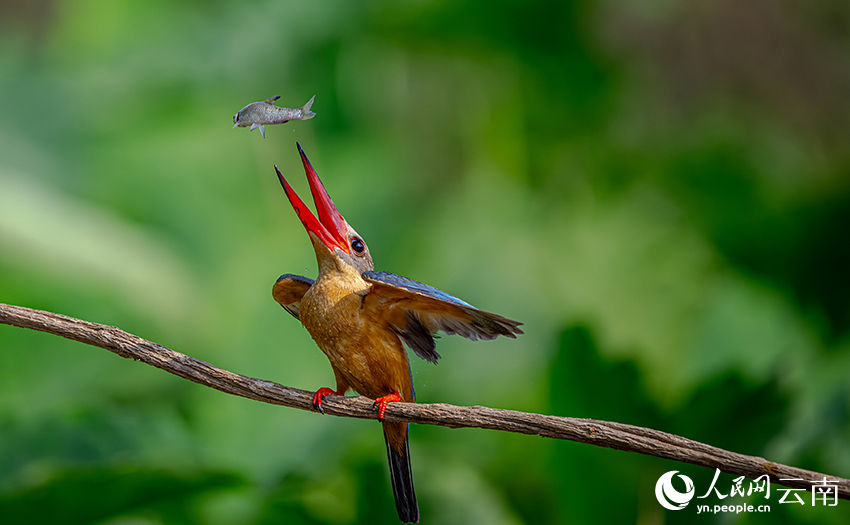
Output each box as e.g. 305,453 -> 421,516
312,387 -> 339,414
374,391 -> 402,421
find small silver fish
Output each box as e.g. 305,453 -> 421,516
232,95 -> 316,138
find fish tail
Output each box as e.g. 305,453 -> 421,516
383,421 -> 419,523
300,95 -> 317,120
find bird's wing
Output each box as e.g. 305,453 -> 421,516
362,271 -> 523,364
272,274 -> 315,320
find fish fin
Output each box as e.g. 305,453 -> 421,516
259,125 -> 265,138
250,123 -> 259,132
300,95 -> 317,120
263,95 -> 281,105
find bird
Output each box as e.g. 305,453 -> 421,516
271,143 -> 523,523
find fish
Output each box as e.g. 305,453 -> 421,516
232,95 -> 316,138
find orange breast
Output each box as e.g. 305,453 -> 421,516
300,275 -> 414,403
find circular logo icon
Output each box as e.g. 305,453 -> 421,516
655,470 -> 695,511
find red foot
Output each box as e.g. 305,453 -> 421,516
312,387 -> 342,414
374,391 -> 402,421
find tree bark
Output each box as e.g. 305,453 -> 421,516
2,302 -> 848,499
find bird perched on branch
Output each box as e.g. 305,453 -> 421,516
271,143 -> 522,523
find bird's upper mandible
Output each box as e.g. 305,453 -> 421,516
274,143 -> 373,276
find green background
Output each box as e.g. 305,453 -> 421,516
1,0 -> 849,523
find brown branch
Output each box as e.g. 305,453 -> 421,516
2,302 -> 848,499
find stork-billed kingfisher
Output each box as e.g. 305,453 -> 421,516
271,143 -> 523,523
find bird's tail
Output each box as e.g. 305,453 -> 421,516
383,421 -> 419,524
300,95 -> 317,120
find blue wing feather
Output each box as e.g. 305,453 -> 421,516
363,271 -> 474,308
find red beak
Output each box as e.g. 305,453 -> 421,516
275,143 -> 349,254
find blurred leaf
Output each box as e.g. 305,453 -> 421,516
0,465 -> 244,525
0,169 -> 199,327
549,326 -> 660,523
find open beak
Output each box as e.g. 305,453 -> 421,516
275,143 -> 349,254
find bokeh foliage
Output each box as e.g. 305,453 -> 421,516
1,0 -> 849,523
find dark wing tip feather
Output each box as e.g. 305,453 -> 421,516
392,311 -> 441,364
281,305 -> 300,319
467,309 -> 524,338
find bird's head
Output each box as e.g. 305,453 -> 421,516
275,143 -> 374,276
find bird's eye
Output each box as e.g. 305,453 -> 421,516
350,238 -> 365,255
